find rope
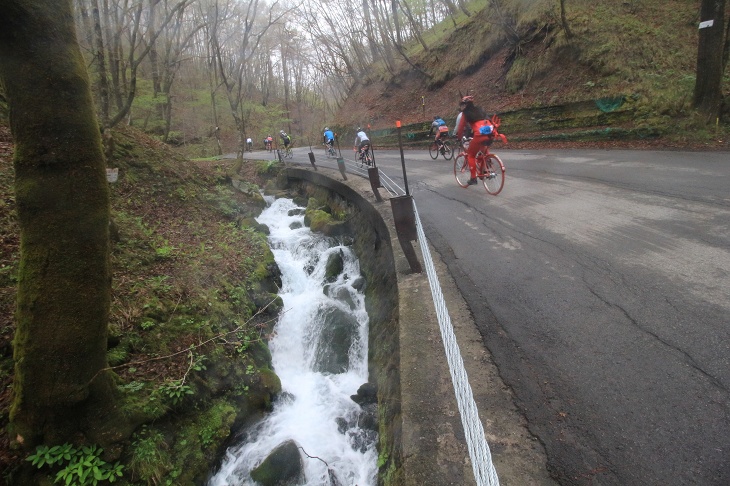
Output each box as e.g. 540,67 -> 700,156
412,201 -> 500,486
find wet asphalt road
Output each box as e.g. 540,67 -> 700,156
281,146 -> 730,485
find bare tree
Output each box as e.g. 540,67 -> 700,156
78,0 -> 193,128
209,0 -> 291,157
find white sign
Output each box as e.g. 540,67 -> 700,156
699,19 -> 714,29
106,168 -> 119,183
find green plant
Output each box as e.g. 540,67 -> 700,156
129,427 -> 170,485
119,381 -> 145,393
157,379 -> 194,405
155,241 -> 175,259
27,444 -> 124,485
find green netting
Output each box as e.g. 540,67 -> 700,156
369,128 -> 392,137
595,96 -> 625,113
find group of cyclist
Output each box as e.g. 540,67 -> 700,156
260,131 -> 291,152
257,126 -> 372,160
321,126 -> 371,164
429,95 -> 506,185
247,94 -> 503,180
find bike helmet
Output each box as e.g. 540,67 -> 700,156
434,116 -> 440,120
460,95 -> 474,104
356,127 -> 362,132
324,127 -> 329,131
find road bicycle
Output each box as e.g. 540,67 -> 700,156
283,145 -> 293,159
429,137 -> 453,160
356,143 -> 373,167
453,116 -> 507,195
324,141 -> 337,158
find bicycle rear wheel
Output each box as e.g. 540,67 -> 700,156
453,153 -> 471,188
429,142 -> 439,159
441,140 -> 454,160
481,154 -> 505,195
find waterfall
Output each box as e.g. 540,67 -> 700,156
208,197 -> 378,486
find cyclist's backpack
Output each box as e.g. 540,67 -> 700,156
438,125 -> 449,134
479,121 -> 494,136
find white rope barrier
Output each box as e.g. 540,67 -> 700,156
412,200 -> 500,486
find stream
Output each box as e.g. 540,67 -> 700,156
208,197 -> 378,485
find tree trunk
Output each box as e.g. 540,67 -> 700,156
392,0 -> 402,45
401,0 -> 429,52
362,0 -> 379,60
560,0 -> 573,39
0,0 -> 126,448
91,0 -> 110,126
281,34 -> 292,134
693,0 -> 726,122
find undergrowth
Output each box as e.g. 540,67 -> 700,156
0,124 -> 286,485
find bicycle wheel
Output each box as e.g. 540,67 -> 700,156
429,142 -> 439,159
453,153 -> 471,188
481,154 -> 505,195
364,150 -> 373,166
441,140 -> 454,160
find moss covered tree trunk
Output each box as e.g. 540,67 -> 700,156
0,0 -> 124,448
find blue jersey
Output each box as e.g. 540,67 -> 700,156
324,130 -> 334,141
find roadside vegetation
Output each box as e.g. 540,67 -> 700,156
0,123 -> 287,484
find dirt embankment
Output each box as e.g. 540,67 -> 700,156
335,47 -> 729,152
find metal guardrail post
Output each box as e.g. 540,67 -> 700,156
336,157 -> 347,180
307,142 -> 317,170
391,119 -> 421,273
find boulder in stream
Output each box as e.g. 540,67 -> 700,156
249,439 -> 304,486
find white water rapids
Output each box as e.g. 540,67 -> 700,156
208,197 -> 378,486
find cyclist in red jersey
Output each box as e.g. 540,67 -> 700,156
455,95 -> 494,185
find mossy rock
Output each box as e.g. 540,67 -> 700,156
256,368 -> 281,409
250,340 -> 273,368
166,399 -> 238,485
305,209 -> 351,236
325,250 -> 345,281
249,439 -> 303,486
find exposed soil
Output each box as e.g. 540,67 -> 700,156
336,48 -> 730,152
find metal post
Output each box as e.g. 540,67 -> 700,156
396,120 -> 410,196
368,166 -> 382,202
391,194 -> 421,273
307,141 -> 317,170
336,157 -> 347,180
391,195 -> 417,241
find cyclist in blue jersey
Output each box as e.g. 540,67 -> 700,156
323,127 -> 335,145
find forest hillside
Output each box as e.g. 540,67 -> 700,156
333,0 -> 729,149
